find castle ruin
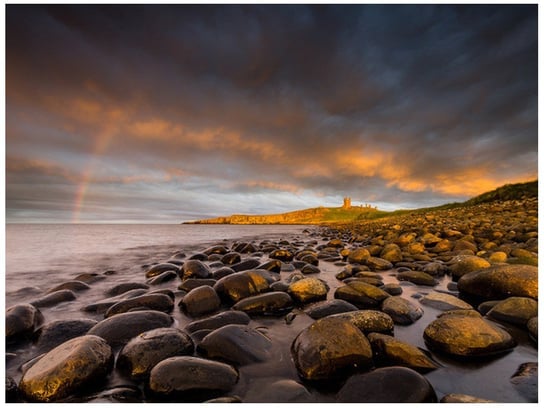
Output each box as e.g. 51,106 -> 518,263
343,197 -> 352,209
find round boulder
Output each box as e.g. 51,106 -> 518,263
334,281 -> 390,308
149,356 -> 238,399
179,286 -> 221,317
337,367 -> 437,402
19,335 -> 114,402
185,310 -> 250,334
180,260 -> 211,280
419,291 -> 473,311
34,318 -> 98,353
30,290 -> 77,308
105,294 -> 174,318
348,247 -> 371,264
198,324 -> 272,365
287,278 -> 329,304
396,271 -> 437,286
269,249 -> 294,262
117,328 -> 194,380
325,310 -> 394,334
457,264 -> 538,300
291,317 -> 373,381
367,333 -> 439,373
6,303 -> 44,341
486,297 -> 538,326
423,314 -> 516,358
365,257 -> 394,271
381,296 -> 423,325
380,244 -> 403,263
145,263 -> 179,279
232,291 -> 293,316
214,271 -> 270,303
449,255 -> 491,280
304,299 -> 358,320
87,311 -> 173,347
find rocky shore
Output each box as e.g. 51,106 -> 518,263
6,196 -> 538,403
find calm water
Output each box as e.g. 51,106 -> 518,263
5,224 -> 307,297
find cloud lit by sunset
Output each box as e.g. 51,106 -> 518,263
6,5 -> 537,223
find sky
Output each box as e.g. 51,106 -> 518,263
5,4 -> 538,223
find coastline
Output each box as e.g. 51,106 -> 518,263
6,197 -> 538,402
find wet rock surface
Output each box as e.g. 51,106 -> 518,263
148,356 -> 239,400
117,328 -> 194,380
337,366 -> 437,402
424,314 -> 516,358
19,335 -> 114,402
5,196 -> 538,402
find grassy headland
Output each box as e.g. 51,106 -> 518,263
183,180 -> 537,225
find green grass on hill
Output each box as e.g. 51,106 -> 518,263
342,180 -> 538,223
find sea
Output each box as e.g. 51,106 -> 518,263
5,223 -> 309,300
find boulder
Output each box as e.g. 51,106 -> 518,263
34,318 -> 98,353
423,314 -> 516,358
457,264 -> 538,300
198,324 -> 272,365
324,310 -> 394,334
381,296 -> 423,325
291,317 -> 373,381
117,328 -> 194,380
106,283 -> 149,297
510,362 -> 538,402
46,280 -> 91,294
220,252 -> 241,266
6,303 -> 44,341
367,333 -> 439,373
179,286 -> 221,317
178,278 -> 217,292
243,378 -> 313,403
269,249 -> 294,262
347,247 -> 371,264
440,393 -> 496,403
214,271 -> 270,303
334,281 -> 390,308
145,263 -> 179,279
287,278 -> 329,304
304,299 -> 358,320
149,356 -> 238,399
180,260 -> 211,280
486,297 -> 538,326
105,294 -> 174,318
146,271 -> 178,285
449,255 -> 491,280
30,290 -> 77,308
365,257 -> 394,271
380,244 -> 403,263
19,335 -> 114,402
337,367 -> 437,402
185,310 -> 250,334
87,311 -> 173,347
396,271 -> 437,286
232,292 -> 293,316
419,291 -> 473,311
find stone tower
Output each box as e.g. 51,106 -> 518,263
343,197 -> 351,209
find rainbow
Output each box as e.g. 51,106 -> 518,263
71,129 -> 115,223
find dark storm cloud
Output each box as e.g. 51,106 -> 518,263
6,4 -> 538,222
